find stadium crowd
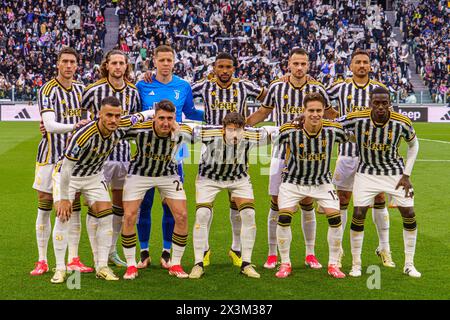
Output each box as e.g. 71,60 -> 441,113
0,0 -> 447,104
0,0 -> 106,100
397,0 -> 449,103
119,0 -> 411,97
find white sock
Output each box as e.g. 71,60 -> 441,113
402,216 -> 417,266
327,226 -> 343,266
194,207 -> 210,264
204,208 -> 213,252
68,210 -> 81,262
268,208 -> 278,256
110,206 -> 124,254
373,205 -> 390,252
240,206 -> 256,263
121,233 -> 137,267
96,213 -> 113,270
53,217 -> 69,270
36,207 -> 52,261
230,207 -> 241,252
301,208 -> 316,256
171,232 -> 188,266
350,229 -> 364,266
277,225 -> 292,264
340,207 -> 348,234
86,212 -> 99,268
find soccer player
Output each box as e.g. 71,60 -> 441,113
82,49 -> 141,267
327,49 -> 393,268
135,45 -> 204,270
274,92 -> 347,279
188,112 -> 275,279
337,87 -> 421,278
50,96 -> 154,283
191,52 -> 267,268
32,47 -> 91,276
120,100 -> 192,280
246,48 -> 333,270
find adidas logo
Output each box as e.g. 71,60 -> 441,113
440,110 -> 450,121
14,108 -> 31,119
149,91 -> 155,96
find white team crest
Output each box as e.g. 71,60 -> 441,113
149,91 -> 155,96
174,90 -> 180,100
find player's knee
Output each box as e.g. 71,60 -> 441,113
300,201 -> 314,212
277,210 -> 293,227
238,202 -> 255,224
400,207 -> 417,231
38,191 -> 53,202
195,205 -> 212,225
327,212 -> 342,228
271,196 -> 278,206
337,191 -> 351,204
352,207 -> 367,220
399,207 -> 415,219
374,193 -> 386,203
123,211 -> 138,229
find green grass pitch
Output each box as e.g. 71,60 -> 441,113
0,121 -> 449,300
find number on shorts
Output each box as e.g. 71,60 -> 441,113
101,181 -> 108,191
173,180 -> 183,191
328,190 -> 337,200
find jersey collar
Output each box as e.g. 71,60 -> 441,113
107,77 -> 126,92
370,111 -> 391,128
55,78 -> 73,92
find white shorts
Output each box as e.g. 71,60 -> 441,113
278,182 -> 339,211
123,174 -> 186,201
269,157 -> 285,196
33,164 -> 55,193
52,172 -> 111,206
353,173 -> 414,207
332,156 -> 359,192
103,161 -> 129,190
196,176 -> 254,204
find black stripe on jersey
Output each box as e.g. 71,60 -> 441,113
36,79 -> 84,165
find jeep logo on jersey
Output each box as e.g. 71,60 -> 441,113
174,90 -> 180,100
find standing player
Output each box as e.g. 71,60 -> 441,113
337,87 -> 420,278
188,113 -> 275,279
135,45 -> 204,270
82,49 -> 141,268
246,48 -> 333,270
120,100 -> 191,280
327,49 -> 393,267
274,93 -> 346,279
50,96 -> 154,283
31,47 -> 91,276
191,52 -> 267,268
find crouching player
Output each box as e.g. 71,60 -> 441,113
275,92 -> 347,279
189,112 -> 276,279
121,100 -> 192,279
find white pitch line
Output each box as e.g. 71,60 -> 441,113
419,138 -> 450,144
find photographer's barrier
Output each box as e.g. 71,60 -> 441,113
0,103 -> 449,123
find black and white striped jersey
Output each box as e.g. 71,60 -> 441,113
61,114 -> 145,177
277,121 -> 347,185
191,77 -> 263,125
327,78 -> 387,157
195,125 -> 269,181
125,122 -> 192,177
262,79 -> 331,127
338,110 -> 416,176
36,79 -> 84,165
82,77 -> 141,162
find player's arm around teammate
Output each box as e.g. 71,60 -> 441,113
121,100 -> 191,279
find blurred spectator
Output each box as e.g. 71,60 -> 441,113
0,0 -> 105,100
